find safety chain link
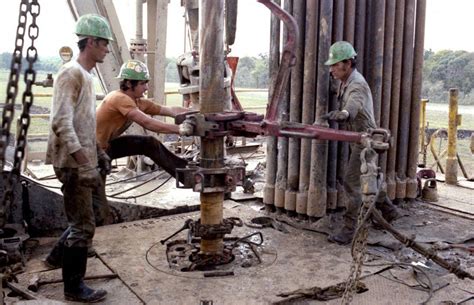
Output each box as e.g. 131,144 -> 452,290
340,195 -> 376,305
0,0 -> 29,170
341,146 -> 380,305
0,0 -> 40,228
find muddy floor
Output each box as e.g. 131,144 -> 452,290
5,187 -> 474,305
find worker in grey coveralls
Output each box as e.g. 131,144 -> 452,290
45,14 -> 113,303
323,41 -> 400,245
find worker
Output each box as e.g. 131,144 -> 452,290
95,59 -> 192,177
44,61 -> 194,270
323,41 -> 400,245
45,14 -> 113,302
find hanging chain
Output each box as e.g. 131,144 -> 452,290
341,146 -> 380,305
13,0 -> 40,171
340,195 -> 375,305
0,0 -> 29,170
0,0 -> 40,228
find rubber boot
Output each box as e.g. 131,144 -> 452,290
372,195 -> 402,230
44,227 -> 71,269
376,196 -> 401,223
327,216 -> 356,245
45,228 -> 96,269
63,246 -> 107,303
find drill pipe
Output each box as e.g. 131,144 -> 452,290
285,0 -> 305,214
307,0 -> 333,218
379,0 -> 396,174
296,0 -> 318,217
199,0 -> 226,255
263,0 -> 281,209
274,0 -> 292,212
386,0 -> 405,200
406,0 -> 427,198
395,0 -> 416,200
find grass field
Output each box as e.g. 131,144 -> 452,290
1,69 -> 473,176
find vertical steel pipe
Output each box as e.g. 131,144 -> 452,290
199,0 -> 225,255
406,0 -> 427,198
386,0 -> 405,200
332,0 -> 344,41
395,0 -> 415,200
274,0 -> 292,212
285,0 -> 305,215
296,0 -> 318,218
446,88 -> 459,185
354,0 -> 366,74
308,0 -> 333,219
263,0 -> 281,210
368,0 -> 385,126
363,0 -> 375,77
379,0 -> 396,174
327,0 -> 344,210
343,0 -> 356,44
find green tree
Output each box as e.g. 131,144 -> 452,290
422,49 -> 474,104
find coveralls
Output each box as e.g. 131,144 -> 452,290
46,60 -> 101,248
337,69 -> 397,225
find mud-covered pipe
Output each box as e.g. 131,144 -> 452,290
285,0 -> 305,215
199,0 -> 225,255
446,88 -> 459,185
406,0 -> 427,198
343,0 -> 356,44
308,0 -> 333,219
379,0 -> 396,174
368,0 -> 385,126
296,0 -> 318,217
332,0 -> 344,41
395,0 -> 416,200
274,0 -> 292,212
354,0 -> 366,74
327,0 -> 344,210
363,0 -> 375,76
386,0 -> 405,200
263,0 -> 281,209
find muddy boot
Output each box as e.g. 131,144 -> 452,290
87,246 -> 97,257
44,227 -> 71,269
63,246 -> 107,303
328,217 -> 356,245
376,196 -> 401,223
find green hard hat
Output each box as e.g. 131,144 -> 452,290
75,14 -> 114,41
325,41 -> 357,65
117,60 -> 150,81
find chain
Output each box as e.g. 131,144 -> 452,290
0,0 -> 40,228
341,146 -> 380,305
340,195 -> 375,304
0,0 -> 29,170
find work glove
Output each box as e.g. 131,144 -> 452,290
97,149 -> 112,175
78,163 -> 103,188
323,110 -> 350,122
178,120 -> 196,136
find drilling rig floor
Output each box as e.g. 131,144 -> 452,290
5,184 -> 474,305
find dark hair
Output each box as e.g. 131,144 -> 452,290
120,79 -> 140,91
77,37 -> 108,52
77,38 -> 88,52
343,57 -> 357,68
